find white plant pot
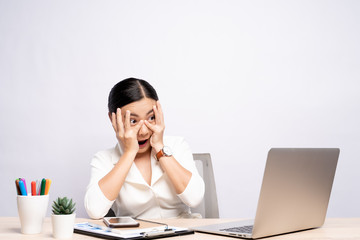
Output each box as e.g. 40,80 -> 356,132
51,213 -> 76,239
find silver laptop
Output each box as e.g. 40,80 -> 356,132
192,148 -> 339,239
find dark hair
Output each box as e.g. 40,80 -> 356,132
108,78 -> 159,113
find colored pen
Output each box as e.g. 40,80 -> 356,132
19,180 -> 27,196
40,178 -> 46,195
45,179 -> 51,195
31,181 -> 37,196
36,179 -> 41,195
21,178 -> 27,193
15,179 -> 21,195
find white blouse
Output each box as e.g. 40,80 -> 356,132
84,136 -> 205,219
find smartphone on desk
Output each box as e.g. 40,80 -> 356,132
103,216 -> 140,228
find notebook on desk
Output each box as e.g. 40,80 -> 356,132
192,148 -> 340,239
74,221 -> 194,239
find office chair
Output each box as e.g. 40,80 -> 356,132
191,153 -> 220,218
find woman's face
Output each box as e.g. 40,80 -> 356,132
120,98 -> 157,154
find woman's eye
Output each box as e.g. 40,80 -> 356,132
130,119 -> 137,125
148,115 -> 155,122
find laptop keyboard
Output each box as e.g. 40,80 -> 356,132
220,225 -> 253,234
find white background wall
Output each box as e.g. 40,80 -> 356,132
1,0 -> 359,218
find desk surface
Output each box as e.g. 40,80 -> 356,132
0,217 -> 359,239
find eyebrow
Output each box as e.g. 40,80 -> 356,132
128,109 -> 154,117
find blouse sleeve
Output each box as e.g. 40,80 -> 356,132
84,152 -> 115,219
171,137 -> 205,208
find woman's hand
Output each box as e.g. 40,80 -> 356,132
144,101 -> 165,152
111,108 -> 143,154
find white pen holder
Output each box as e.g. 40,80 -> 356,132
17,195 -> 49,234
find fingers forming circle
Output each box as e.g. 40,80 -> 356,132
144,120 -> 155,131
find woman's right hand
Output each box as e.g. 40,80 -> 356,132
111,108 -> 143,154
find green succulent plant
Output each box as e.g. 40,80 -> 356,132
52,197 -> 76,215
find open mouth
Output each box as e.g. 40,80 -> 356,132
138,139 -> 148,148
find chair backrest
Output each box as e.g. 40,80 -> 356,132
191,153 -> 219,218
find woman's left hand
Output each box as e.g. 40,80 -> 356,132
144,101 -> 165,152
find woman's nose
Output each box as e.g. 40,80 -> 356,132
139,122 -> 150,136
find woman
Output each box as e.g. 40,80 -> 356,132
84,78 -> 205,219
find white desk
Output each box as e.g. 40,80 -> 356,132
0,217 -> 359,239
